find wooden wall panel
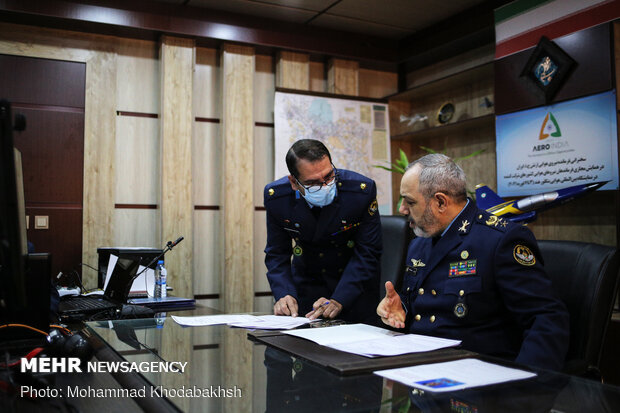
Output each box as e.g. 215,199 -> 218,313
221,43 -> 254,412
113,209 -> 160,247
255,54 -> 275,123
115,38 -> 159,114
406,44 -> 494,89
310,61 -> 326,92
528,192 -> 616,246
221,43 -> 255,313
253,126 -> 275,207
115,115 -> 159,204
328,58 -> 359,96
359,68 -> 398,99
83,51 -> 116,288
254,296 -> 273,313
193,210 -> 222,296
194,47 -> 220,119
159,36 -> 194,298
276,50 -> 309,90
193,122 -> 221,207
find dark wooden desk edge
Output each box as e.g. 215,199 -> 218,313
252,333 -> 477,376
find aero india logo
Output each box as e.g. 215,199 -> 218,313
533,112 -> 568,152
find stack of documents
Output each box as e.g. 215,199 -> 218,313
375,359 -> 537,392
283,324 -> 461,357
171,314 -> 313,330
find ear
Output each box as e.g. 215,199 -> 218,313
288,175 -> 301,192
434,192 -> 449,211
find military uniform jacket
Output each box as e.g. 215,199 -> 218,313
400,200 -> 569,370
263,169 -> 381,323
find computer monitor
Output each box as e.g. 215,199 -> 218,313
0,99 -> 47,340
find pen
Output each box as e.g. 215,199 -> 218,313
320,301 -> 330,308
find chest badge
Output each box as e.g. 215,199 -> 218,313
454,303 -> 468,318
411,259 -> 426,268
458,220 -> 470,233
347,240 -> 355,248
293,245 -> 303,256
460,250 -> 469,259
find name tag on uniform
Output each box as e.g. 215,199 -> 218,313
449,260 -> 477,277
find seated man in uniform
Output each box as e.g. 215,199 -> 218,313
264,139 -> 381,324
377,153 -> 569,370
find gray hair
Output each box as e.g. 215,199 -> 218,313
407,153 -> 467,201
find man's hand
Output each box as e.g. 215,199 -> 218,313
306,297 -> 343,320
377,281 -> 406,329
274,295 -> 298,317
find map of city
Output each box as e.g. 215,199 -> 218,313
274,91 -> 392,214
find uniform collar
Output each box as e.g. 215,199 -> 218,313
440,198 -> 470,237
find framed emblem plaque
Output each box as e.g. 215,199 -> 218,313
437,102 -> 455,124
520,36 -> 576,103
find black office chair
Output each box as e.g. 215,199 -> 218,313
537,240 -> 620,378
379,215 -> 410,298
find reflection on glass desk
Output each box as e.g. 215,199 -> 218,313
85,309 -> 620,413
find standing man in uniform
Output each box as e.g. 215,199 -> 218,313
264,139 -> 381,324
377,153 -> 569,370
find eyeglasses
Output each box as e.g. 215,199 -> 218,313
296,165 -> 338,193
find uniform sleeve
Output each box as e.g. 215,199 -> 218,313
331,181 -> 382,309
264,207 -> 297,301
493,225 -> 570,371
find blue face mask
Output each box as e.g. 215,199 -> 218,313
302,181 -> 337,207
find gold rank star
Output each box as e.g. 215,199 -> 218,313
458,220 -> 470,233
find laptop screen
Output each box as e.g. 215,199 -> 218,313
104,257 -> 141,304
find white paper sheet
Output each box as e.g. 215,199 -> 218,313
283,324 -> 460,357
375,359 -> 537,392
327,333 -> 461,357
228,315 -> 313,330
171,314 -> 261,327
102,254 -> 118,291
283,323 -> 401,346
171,314 -> 314,329
130,265 -> 154,295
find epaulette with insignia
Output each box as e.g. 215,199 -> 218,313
475,212 -> 509,232
336,179 -> 372,193
264,182 -> 293,202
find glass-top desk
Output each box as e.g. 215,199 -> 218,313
83,308 -> 620,413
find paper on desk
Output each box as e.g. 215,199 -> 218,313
328,333 -> 461,357
375,359 -> 537,392
283,323 -> 401,346
171,314 -> 261,327
283,324 -> 460,357
228,315 -> 313,330
171,314 -> 313,329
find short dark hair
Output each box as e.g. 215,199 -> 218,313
285,139 -> 332,178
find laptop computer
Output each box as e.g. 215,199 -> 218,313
58,257 -> 141,321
